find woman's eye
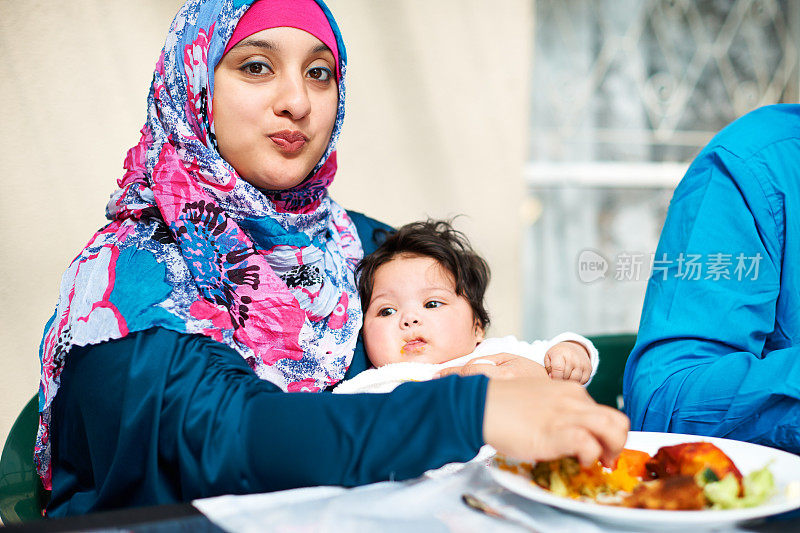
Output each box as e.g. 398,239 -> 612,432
307,66 -> 332,82
243,62 -> 272,76
378,308 -> 396,317
424,301 -> 443,309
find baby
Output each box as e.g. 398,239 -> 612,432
334,220 -> 598,394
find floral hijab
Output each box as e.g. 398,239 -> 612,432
36,0 -> 361,488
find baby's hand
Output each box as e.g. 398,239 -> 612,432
544,341 -> 592,384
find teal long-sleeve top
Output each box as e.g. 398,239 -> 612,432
623,104 -> 800,451
46,212 -> 488,516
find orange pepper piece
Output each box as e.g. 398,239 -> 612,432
614,448 -> 652,479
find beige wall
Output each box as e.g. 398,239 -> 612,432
0,0 -> 532,450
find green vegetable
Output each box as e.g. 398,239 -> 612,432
697,467 -> 719,485
741,466 -> 775,507
702,466 -> 775,509
703,474 -> 741,509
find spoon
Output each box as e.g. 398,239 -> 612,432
461,493 -> 542,532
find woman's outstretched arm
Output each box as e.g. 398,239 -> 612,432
48,327 -> 486,514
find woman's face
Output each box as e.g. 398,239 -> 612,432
213,27 -> 338,190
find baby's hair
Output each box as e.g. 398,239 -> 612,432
356,219 -> 491,330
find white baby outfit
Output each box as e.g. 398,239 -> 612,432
333,332 -> 599,394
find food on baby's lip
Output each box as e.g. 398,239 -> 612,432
401,337 -> 426,354
495,441 -> 775,511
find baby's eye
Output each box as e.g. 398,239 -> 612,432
378,307 -> 396,317
424,301 -> 443,309
243,61 -> 272,76
307,66 -> 332,82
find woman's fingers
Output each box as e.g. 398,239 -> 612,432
553,418 -> 625,467
469,358 -> 498,366
596,408 -> 631,466
571,406 -> 630,466
436,362 -> 498,378
435,354 -> 548,380
562,427 -> 604,467
482,379 -> 630,466
462,353 -> 518,365
436,354 -> 504,378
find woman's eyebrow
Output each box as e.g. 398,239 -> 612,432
231,40 -> 331,56
234,38 -> 277,51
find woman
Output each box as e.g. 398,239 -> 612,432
38,0 -> 628,516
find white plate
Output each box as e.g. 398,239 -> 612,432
489,431 -> 800,530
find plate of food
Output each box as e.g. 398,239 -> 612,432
489,431 -> 800,529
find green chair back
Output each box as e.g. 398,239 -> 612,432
0,394 -> 49,523
585,334 -> 636,410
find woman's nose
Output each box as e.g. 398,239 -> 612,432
273,73 -> 311,120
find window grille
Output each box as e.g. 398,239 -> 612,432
524,0 -> 799,338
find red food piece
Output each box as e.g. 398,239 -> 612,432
645,442 -> 743,494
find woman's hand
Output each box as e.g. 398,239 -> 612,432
435,353 -> 549,380
483,378 -> 629,467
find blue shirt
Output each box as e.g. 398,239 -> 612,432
624,104 -> 800,452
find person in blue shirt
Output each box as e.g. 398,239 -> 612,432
624,104 -> 800,453
39,0 -> 628,516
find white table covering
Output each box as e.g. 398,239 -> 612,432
193,463 -> 757,532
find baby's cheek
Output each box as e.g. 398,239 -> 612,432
363,330 -> 394,367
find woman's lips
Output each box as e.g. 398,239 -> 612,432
269,130 -> 307,153
402,338 -> 426,354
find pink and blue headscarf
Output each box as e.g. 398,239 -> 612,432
36,0 -> 360,488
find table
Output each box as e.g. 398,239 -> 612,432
6,463 -> 800,533
1,503 -> 223,532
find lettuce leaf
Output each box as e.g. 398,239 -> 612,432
702,466 -> 774,509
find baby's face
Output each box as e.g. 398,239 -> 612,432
362,254 -> 484,367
